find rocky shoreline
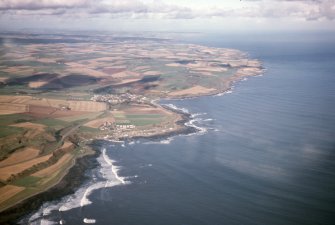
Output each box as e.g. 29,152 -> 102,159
0,69 -> 265,224
0,57 -> 264,224
122,105 -> 198,142
0,73 -> 262,224
0,148 -> 99,224
0,103 -> 197,224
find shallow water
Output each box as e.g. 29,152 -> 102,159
27,32 -> 335,225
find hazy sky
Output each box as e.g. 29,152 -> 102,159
0,0 -> 334,32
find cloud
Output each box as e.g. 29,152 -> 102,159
318,0 -> 335,19
0,0 -> 334,21
0,0 -> 92,10
87,0 -> 190,15
216,0 -> 335,20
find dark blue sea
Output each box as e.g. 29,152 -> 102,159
27,32 -> 335,225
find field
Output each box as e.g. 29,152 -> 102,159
110,103 -> 171,127
11,122 -> 46,139
0,154 -> 52,181
0,95 -> 102,211
58,111 -> 103,122
33,153 -> 73,178
84,116 -> 115,128
0,34 -> 262,99
0,103 -> 28,115
168,85 -> 217,97
0,33 -> 263,213
12,176 -> 41,187
66,101 -> 106,112
0,148 -> 40,167
0,185 -> 25,205
0,126 -> 23,138
0,134 -> 80,211
113,112 -> 165,126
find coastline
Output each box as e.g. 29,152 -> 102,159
0,101 -> 198,224
2,64 -> 262,224
162,68 -> 264,101
0,148 -> 98,224
121,105 -> 198,142
0,52 -> 264,224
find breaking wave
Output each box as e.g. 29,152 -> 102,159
162,103 -> 189,114
215,89 -> 233,97
83,218 -> 96,224
145,103 -> 213,145
24,147 -> 128,225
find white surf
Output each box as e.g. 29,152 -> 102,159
26,147 -> 128,225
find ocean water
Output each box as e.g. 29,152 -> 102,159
26,32 -> 335,225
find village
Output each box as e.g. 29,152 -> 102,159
90,93 -> 149,105
89,93 -> 156,132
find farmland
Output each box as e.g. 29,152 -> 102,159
0,33 -> 262,214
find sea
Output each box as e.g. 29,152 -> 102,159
24,31 -> 335,225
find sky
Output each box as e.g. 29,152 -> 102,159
0,0 -> 334,32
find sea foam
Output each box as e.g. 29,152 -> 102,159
162,103 -> 189,114
26,147 -> 128,225
215,89 -> 233,97
83,218 -> 96,224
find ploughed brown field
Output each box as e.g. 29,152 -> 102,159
0,154 -> 52,181
0,148 -> 40,168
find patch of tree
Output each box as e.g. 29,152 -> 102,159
218,63 -> 232,68
144,84 -> 158,90
176,60 -> 196,65
139,75 -> 161,83
0,136 -> 26,161
93,84 -> 115,94
14,119 -> 32,123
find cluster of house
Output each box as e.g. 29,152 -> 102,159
91,93 -> 148,105
67,96 -> 83,101
99,121 -> 136,131
115,124 -> 136,129
99,121 -> 114,131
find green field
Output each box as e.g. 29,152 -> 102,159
12,176 -> 41,187
126,114 -> 163,119
35,118 -> 70,131
0,114 -> 33,126
129,119 -> 163,126
58,112 -> 103,123
79,126 -> 99,132
0,126 -> 24,138
126,114 -> 165,126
